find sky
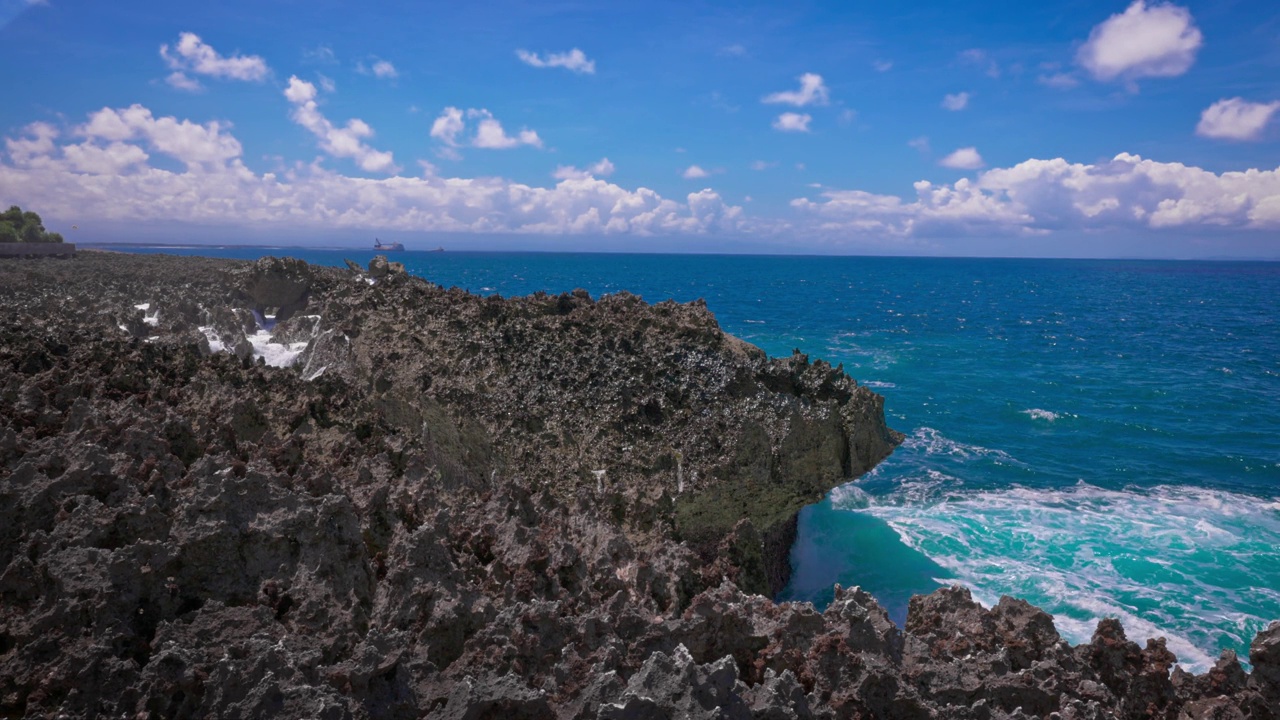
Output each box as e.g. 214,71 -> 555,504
1,0 -> 1280,257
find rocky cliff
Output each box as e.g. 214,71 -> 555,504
0,252 -> 1276,719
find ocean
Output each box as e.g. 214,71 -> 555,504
106,247 -> 1280,672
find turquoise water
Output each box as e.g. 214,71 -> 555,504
111,247 -> 1280,671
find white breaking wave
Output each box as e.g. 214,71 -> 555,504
134,303 -> 160,326
246,329 -> 309,367
903,426 -> 1021,464
196,313 -> 322,370
1022,408 -> 1069,421
845,480 -> 1280,673
861,380 -> 897,389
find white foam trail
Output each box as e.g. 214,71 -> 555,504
197,326 -> 224,353
133,303 -> 160,326
861,380 -> 897,389
839,481 -> 1280,673
903,427 -> 1021,464
246,330 -> 308,367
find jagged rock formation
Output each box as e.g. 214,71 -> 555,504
0,252 -> 1276,719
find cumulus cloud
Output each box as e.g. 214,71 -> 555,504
165,72 -> 203,92
77,105 -> 242,169
940,147 -> 984,170
516,48 -> 595,74
429,107 -> 465,147
763,73 -> 829,107
0,107 -> 743,238
62,141 -> 150,175
682,165 -> 710,179
429,107 -> 541,151
472,111 -> 542,149
1077,1 -> 1202,82
284,76 -> 398,174
552,158 -> 615,180
4,122 -> 58,164
791,153 -> 1280,237
772,112 -> 812,133
357,59 -> 398,79
942,92 -> 970,111
160,32 -> 269,88
1196,98 -> 1280,141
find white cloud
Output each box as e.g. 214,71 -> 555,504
763,73 -> 829,107
959,49 -> 1000,78
750,160 -> 777,171
838,109 -> 857,125
165,71 -> 203,92
62,141 -> 149,175
516,48 -> 595,74
791,153 -> 1280,237
682,165 -> 710,179
1038,72 -> 1079,89
1196,98 -> 1280,141
0,107 -> 744,238
553,158 -> 615,180
283,76 -> 397,174
76,105 -> 242,169
429,107 -> 541,151
940,147 -> 984,170
772,112 -> 812,133
357,59 -> 399,79
908,137 -> 930,153
718,44 -> 748,58
873,60 -> 893,72
302,45 -> 338,65
942,92 -> 970,111
429,107 -> 465,147
4,122 -> 58,164
160,32 -> 269,83
318,74 -> 336,93
471,110 -> 542,149
1077,1 -> 1202,82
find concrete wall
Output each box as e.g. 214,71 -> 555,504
0,243 -> 76,257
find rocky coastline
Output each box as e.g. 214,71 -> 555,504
1,252 -> 1276,719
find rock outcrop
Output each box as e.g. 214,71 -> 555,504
0,252 -> 1276,719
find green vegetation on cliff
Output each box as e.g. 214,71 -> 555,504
0,205 -> 63,243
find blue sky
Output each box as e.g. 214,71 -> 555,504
2,0 -> 1279,257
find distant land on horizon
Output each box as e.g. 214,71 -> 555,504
77,240 -> 1280,263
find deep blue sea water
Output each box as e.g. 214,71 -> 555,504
109,247 -> 1280,671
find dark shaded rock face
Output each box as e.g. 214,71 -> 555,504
0,253 -> 1276,719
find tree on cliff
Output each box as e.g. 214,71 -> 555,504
0,205 -> 64,243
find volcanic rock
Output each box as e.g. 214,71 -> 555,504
0,251 -> 1276,719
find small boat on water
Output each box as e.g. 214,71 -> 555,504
429,247 -> 444,253
373,238 -> 405,252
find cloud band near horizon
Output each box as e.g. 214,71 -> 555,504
3,106 -> 1280,244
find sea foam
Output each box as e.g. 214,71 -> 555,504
846,479 -> 1280,672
